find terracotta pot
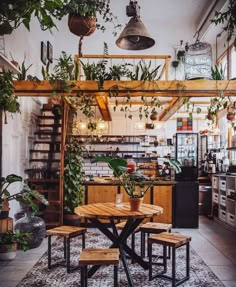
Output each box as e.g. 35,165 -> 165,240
129,197 -> 143,211
64,213 -> 81,226
0,243 -> 17,261
206,113 -> 214,121
0,200 -> 10,219
150,112 -> 158,121
227,113 -> 235,121
68,13 -> 96,37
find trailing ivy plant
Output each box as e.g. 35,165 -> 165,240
211,0 -> 236,47
0,70 -> 20,124
63,136 -> 85,214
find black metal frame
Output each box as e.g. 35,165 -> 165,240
87,217 -> 149,287
47,233 -> 86,273
148,241 -> 190,287
81,265 -> 118,287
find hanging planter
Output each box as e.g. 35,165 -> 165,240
68,13 -> 96,37
227,112 -> 235,121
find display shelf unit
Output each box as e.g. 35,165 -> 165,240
212,175 -> 236,229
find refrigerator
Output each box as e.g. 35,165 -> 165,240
173,133 -> 199,228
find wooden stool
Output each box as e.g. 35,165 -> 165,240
79,248 -> 120,287
47,225 -> 87,273
139,222 -> 172,257
148,232 -> 191,287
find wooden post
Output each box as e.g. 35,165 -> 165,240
0,217 -> 13,233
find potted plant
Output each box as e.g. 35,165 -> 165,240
0,70 -> 20,124
0,230 -> 31,260
63,137 -> 85,225
92,156 -> 152,211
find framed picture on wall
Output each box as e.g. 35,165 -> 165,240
47,41 -> 53,63
40,41 -> 47,65
177,117 -> 193,131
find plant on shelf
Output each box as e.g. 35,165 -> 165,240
0,174 -> 49,218
0,70 -> 20,124
0,230 -> 31,260
63,137 -> 86,224
92,156 -> 152,211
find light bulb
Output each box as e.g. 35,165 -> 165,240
127,35 -> 140,43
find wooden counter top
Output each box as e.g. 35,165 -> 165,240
84,178 -> 176,186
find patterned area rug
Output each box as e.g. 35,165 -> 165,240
17,229 -> 224,287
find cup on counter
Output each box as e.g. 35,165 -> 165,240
115,193 -> 123,207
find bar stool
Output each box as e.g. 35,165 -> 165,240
79,248 -> 120,287
47,225 -> 87,273
139,222 -> 172,257
148,232 -> 191,287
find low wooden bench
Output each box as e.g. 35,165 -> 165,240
148,232 -> 191,287
47,225 -> 87,273
139,222 -> 172,257
79,248 -> 120,287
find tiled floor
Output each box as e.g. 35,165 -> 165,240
0,216 -> 235,287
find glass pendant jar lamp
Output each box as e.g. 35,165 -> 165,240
185,31 -> 212,80
116,1 -> 155,50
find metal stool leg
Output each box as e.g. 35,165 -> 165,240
81,266 -> 85,287
114,265 -> 118,287
186,243 -> 190,278
48,235 -> 52,269
141,232 -> 145,258
63,237 -> 66,260
66,238 -> 70,273
82,233 -> 86,249
172,247 -> 176,287
148,242 -> 152,281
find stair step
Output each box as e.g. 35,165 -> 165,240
30,159 -> 60,163
34,140 -> 61,144
38,124 -> 62,128
36,189 -> 59,193
34,131 -> 61,136
29,150 -> 60,153
38,115 -> 61,120
27,179 -> 59,183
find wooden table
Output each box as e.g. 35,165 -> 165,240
75,202 -> 163,287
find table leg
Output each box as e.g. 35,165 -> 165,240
87,217 -> 149,287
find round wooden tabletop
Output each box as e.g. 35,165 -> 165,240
74,203 -> 163,219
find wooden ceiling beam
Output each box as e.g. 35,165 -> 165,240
13,80 -> 236,97
158,97 -> 189,121
95,95 -> 112,121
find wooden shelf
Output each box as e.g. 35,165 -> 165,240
27,179 -> 59,183
227,147 -> 236,151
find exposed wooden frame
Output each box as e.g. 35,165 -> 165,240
159,97 -> 189,121
14,80 -> 236,98
95,94 -> 112,121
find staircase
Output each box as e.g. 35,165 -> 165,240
25,103 -> 63,228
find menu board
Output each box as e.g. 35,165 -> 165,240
177,117 -> 193,131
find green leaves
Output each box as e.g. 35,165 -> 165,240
0,70 -> 20,123
63,137 -> 85,213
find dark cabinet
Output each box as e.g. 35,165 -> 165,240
173,181 -> 199,228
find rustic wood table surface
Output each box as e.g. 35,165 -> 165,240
75,202 -> 163,287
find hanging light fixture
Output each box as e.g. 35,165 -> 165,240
116,1 -> 155,50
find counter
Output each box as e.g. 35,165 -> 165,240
83,178 -> 175,223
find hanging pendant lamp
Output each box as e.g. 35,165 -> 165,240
116,1 -> 155,50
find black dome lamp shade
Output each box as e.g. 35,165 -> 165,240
116,1 -> 155,50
